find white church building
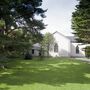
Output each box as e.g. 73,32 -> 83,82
31,31 -> 89,58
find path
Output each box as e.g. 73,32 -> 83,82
75,57 -> 90,62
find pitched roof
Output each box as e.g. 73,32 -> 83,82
53,31 -> 67,38
66,36 -> 76,42
53,31 -> 76,42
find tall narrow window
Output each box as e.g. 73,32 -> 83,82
54,43 -> 58,52
32,49 -> 34,54
76,45 -> 79,54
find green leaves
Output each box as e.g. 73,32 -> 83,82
41,33 -> 55,56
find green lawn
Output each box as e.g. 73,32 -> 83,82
0,58 -> 90,90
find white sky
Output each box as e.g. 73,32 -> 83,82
41,0 -> 78,36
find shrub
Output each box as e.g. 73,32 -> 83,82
24,51 -> 32,60
85,46 -> 90,58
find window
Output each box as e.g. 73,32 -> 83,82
76,45 -> 79,54
54,43 -> 58,52
32,49 -> 34,54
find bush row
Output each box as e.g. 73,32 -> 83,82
85,46 -> 90,58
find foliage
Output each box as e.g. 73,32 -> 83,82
72,0 -> 90,44
85,46 -> 90,58
24,51 -> 32,60
0,0 -> 46,57
41,33 -> 55,56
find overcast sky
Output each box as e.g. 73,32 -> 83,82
41,0 -> 78,36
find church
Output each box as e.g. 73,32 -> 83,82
31,31 -> 89,58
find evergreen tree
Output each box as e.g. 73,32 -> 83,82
72,0 -> 90,44
0,0 -> 46,57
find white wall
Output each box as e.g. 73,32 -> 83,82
70,43 -> 86,57
49,32 -> 71,57
31,43 -> 40,56
32,33 -> 90,57
31,49 -> 40,56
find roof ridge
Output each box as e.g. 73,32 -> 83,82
53,31 -> 67,38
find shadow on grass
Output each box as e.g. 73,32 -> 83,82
0,58 -> 90,89
0,87 -> 10,90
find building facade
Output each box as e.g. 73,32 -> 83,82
31,31 -> 89,57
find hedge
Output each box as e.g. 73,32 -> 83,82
85,46 -> 90,58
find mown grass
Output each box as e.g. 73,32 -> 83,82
0,58 -> 90,90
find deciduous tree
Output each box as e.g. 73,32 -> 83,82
41,33 -> 55,57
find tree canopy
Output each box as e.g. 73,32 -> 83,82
41,33 -> 55,56
72,0 -> 90,44
0,0 -> 46,57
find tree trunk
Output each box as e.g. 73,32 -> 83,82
47,43 -> 49,57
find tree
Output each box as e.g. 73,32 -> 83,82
0,0 -> 46,57
41,33 -> 55,57
72,0 -> 90,44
